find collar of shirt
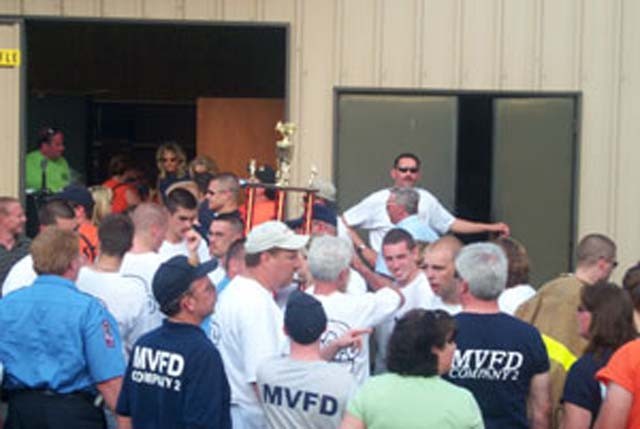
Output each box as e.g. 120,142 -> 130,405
33,274 -> 77,290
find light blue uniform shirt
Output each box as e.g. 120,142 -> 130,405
0,275 -> 125,393
375,215 -> 439,276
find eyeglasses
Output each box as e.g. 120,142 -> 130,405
396,167 -> 419,174
162,157 -> 177,163
206,189 -> 227,196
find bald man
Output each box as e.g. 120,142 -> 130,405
423,235 -> 463,314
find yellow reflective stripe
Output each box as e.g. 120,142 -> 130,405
542,334 -> 577,372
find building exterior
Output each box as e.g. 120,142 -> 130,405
0,0 -> 638,280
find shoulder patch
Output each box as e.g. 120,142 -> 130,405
102,319 -> 116,348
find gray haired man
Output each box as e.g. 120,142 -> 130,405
447,242 -> 550,429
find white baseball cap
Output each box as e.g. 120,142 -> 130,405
311,178 -> 336,202
245,221 -> 309,254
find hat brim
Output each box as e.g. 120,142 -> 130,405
245,234 -> 309,254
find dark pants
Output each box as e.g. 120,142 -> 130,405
6,390 -> 106,429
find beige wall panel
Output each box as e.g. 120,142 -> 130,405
459,0 -> 499,89
0,1 -> 20,13
577,0 -> 620,238
22,0 -> 61,14
262,0 -> 295,22
338,0 -> 376,85
421,0 -> 460,87
613,0 -> 640,278
62,0 -> 101,16
184,0 -> 223,20
379,0 -> 417,86
222,0 -> 258,21
500,0 -> 537,89
142,0 -> 181,19
540,0 -> 581,89
0,22 -> 22,197
296,0 -> 335,184
102,0 -> 143,18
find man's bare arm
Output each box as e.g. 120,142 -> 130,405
528,372 -> 551,429
96,376 -> 123,412
593,382 -> 633,429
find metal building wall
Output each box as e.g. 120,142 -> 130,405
0,0 -> 639,277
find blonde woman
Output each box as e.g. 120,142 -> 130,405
156,143 -> 188,200
89,185 -> 112,226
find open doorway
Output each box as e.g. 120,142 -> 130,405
25,19 -> 287,185
335,89 -> 580,286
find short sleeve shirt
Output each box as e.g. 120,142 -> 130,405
562,351 -> 611,423
25,150 -> 70,192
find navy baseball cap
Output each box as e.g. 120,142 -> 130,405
53,184 -> 94,214
153,256 -> 218,310
285,290 -> 327,344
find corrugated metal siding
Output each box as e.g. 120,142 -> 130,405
1,0 -> 639,277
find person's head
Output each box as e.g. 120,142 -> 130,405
88,186 -> 112,226
188,154 -> 218,177
455,242 -> 507,301
575,233 -> 617,282
309,204 -> 338,237
165,180 -> 200,201
622,263 -> 640,313
164,188 -> 198,241
255,164 -> 277,200
130,203 -> 169,251
37,127 -> 65,160
387,187 -> 419,224
206,173 -> 240,213
244,221 -> 309,291
387,309 -> 457,377
0,197 -> 26,237
382,228 -> 418,285
390,153 -> 421,188
54,185 -> 95,223
156,143 -> 187,178
193,172 -> 215,200
579,282 -> 637,358
208,213 -> 244,259
31,227 -> 80,278
153,256 -> 218,321
423,235 -> 463,301
493,236 -> 530,289
284,290 -> 327,346
308,236 -> 353,291
310,178 -> 336,205
225,238 -> 246,279
98,214 -> 134,258
38,199 -> 77,231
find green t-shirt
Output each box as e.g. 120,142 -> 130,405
348,373 -> 484,429
25,150 -> 71,192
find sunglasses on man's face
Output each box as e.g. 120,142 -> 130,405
396,167 -> 419,174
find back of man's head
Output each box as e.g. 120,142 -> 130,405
131,203 -> 169,235
31,227 -> 78,276
99,214 -> 134,258
429,235 -> 463,257
38,199 -> 75,226
576,234 -> 616,267
165,188 -> 197,214
308,236 -> 353,283
456,242 -> 507,301
390,187 -> 419,215
211,173 -> 240,200
285,291 -> 327,345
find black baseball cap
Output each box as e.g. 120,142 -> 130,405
153,256 -> 218,310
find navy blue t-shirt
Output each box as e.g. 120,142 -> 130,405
116,320 -> 231,429
446,312 -> 550,429
561,350 -> 612,425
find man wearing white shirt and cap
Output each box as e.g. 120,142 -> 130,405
211,221 -> 308,429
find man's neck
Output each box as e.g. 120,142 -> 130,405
397,269 -> 419,287
289,342 -> 323,362
130,235 -> 156,253
166,231 -> 182,244
574,266 -> 600,285
312,280 -> 341,296
0,230 -> 17,250
246,267 -> 277,293
462,298 -> 500,314
169,313 -> 201,326
93,254 -> 122,273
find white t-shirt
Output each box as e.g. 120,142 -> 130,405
119,251 -> 164,329
211,275 -> 286,418
343,188 -> 455,252
309,286 -> 402,385
158,238 -> 210,263
431,295 -> 463,315
498,284 -> 537,315
76,267 -> 156,358
208,265 -> 226,288
374,271 -> 434,373
2,254 -> 36,297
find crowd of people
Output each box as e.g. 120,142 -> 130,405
0,132 -> 638,429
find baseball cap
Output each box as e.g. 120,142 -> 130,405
54,184 -> 94,214
285,204 -> 337,230
256,165 -> 276,184
152,256 -> 218,310
285,290 -> 327,344
244,221 -> 309,254
311,178 -> 336,202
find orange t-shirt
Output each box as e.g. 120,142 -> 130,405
597,339 -> 640,429
240,199 -> 277,227
78,221 -> 98,263
103,177 -> 137,213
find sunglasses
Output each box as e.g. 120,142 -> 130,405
396,167 -> 419,174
